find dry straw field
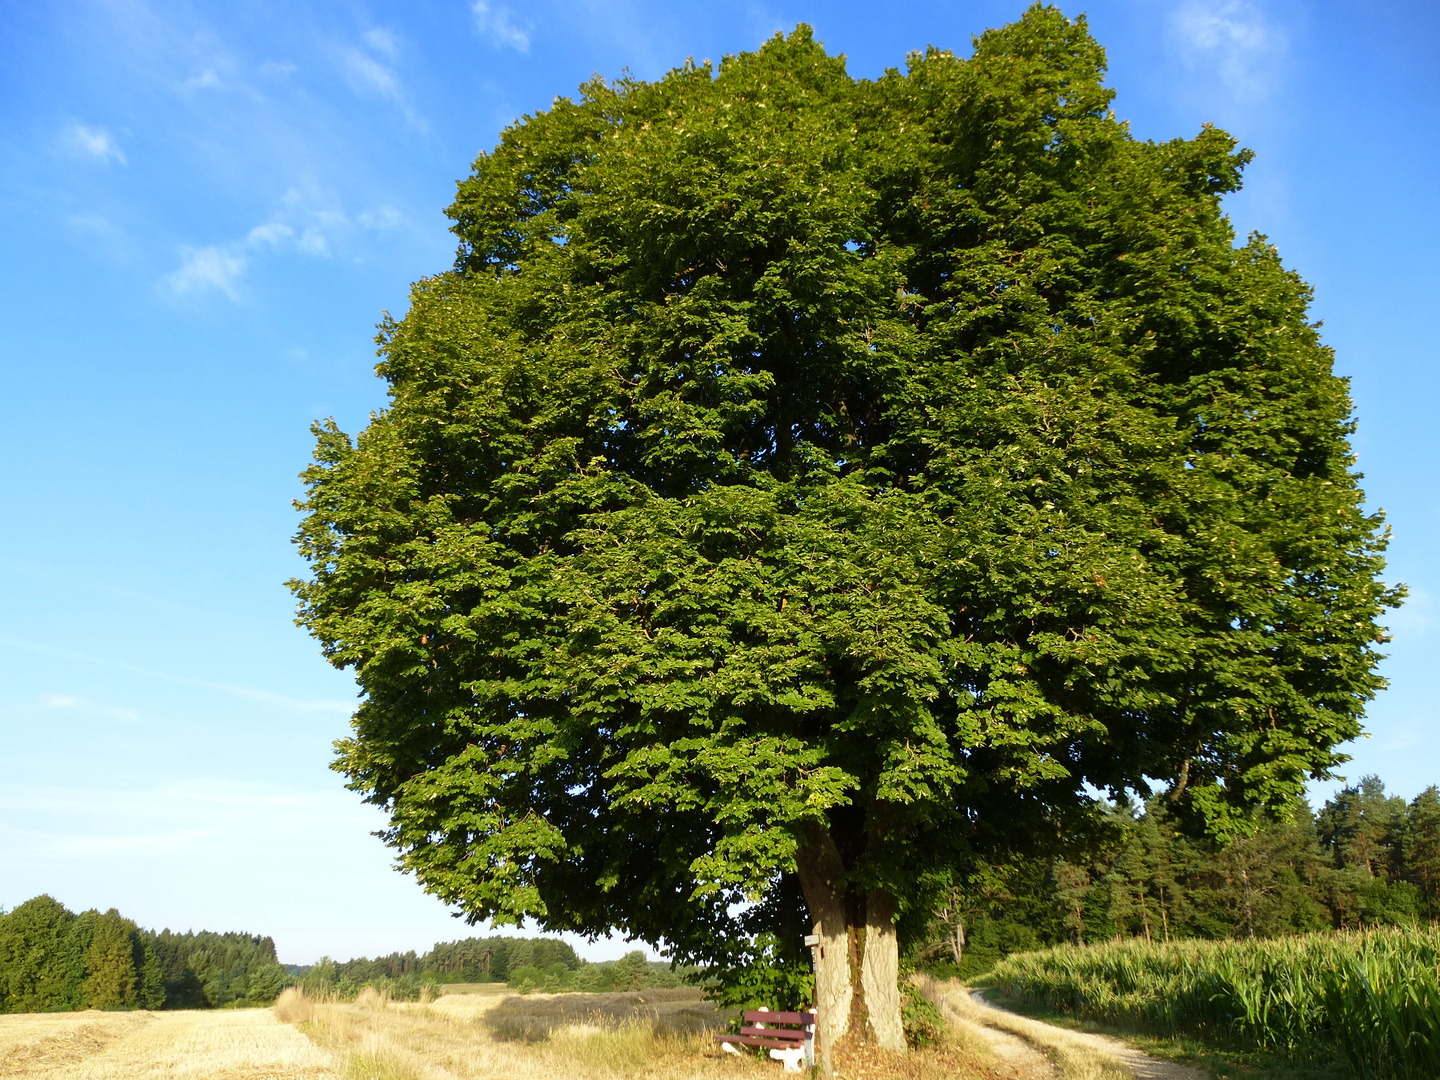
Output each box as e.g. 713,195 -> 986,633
0,984 -> 1024,1080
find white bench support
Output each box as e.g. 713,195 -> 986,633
768,1044 -> 808,1073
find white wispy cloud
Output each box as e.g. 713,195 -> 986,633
42,693 -> 143,723
183,68 -> 223,90
1173,0 -> 1283,100
340,47 -> 403,100
473,1 -> 530,53
164,198 -> 366,300
246,221 -> 294,246
167,245 -> 247,299
67,212 -> 125,242
0,636 -> 354,716
364,27 -> 399,58
175,47 -> 244,93
297,228 -> 330,255
258,59 -> 297,79
63,123 -> 127,165
335,32 -> 425,129
0,782 -> 375,861
357,205 -> 402,231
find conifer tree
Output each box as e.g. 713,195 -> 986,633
81,910 -> 139,1009
1403,787 -> 1440,920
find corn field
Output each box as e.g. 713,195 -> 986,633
988,926 -> 1440,1079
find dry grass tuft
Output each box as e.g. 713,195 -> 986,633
337,1035 -> 422,1080
353,987 -> 390,1012
273,987 -> 315,1025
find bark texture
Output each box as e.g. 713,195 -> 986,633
795,826 -> 907,1067
860,888 -> 905,1050
795,826 -> 851,1074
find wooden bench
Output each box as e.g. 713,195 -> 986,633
716,1008 -> 815,1073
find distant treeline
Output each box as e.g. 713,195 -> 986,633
327,935 -> 583,984
0,894 -> 683,1013
918,777 -> 1440,977
295,936 -> 687,998
0,896 -> 286,1013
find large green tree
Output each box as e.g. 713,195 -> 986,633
292,5 -> 1397,1058
0,895 -> 83,1012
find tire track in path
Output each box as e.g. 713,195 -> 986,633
919,977 -> 1209,1080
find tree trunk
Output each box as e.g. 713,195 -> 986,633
794,824 -> 907,1072
795,827 -> 850,1076
1240,866 -> 1256,939
948,910 -> 966,967
860,888 -> 905,1050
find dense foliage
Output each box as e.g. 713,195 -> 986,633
989,927 -> 1440,1080
292,3 -> 1398,1043
914,778 -> 1440,978
0,896 -> 285,1012
296,936 -> 686,998
148,927 -> 288,1008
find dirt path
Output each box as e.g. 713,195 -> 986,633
935,995 -> 1057,1079
970,989 -> 1209,1080
918,977 -> 1209,1080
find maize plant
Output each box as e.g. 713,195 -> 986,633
989,927 -> 1440,1078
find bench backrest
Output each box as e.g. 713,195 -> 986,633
742,1010 -> 815,1027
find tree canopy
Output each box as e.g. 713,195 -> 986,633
293,4 -> 1397,1054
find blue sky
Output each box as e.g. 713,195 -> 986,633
2,0 -> 1436,965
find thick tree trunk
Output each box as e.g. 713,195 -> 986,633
860,887 -> 905,1050
795,825 -> 851,1076
794,825 -> 907,1073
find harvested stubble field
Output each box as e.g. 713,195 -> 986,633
0,1007 -> 333,1079
0,985 -> 1009,1080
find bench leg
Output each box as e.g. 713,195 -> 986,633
769,1045 -> 806,1073
720,1041 -> 742,1056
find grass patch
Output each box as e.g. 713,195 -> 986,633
483,987 -> 729,1042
